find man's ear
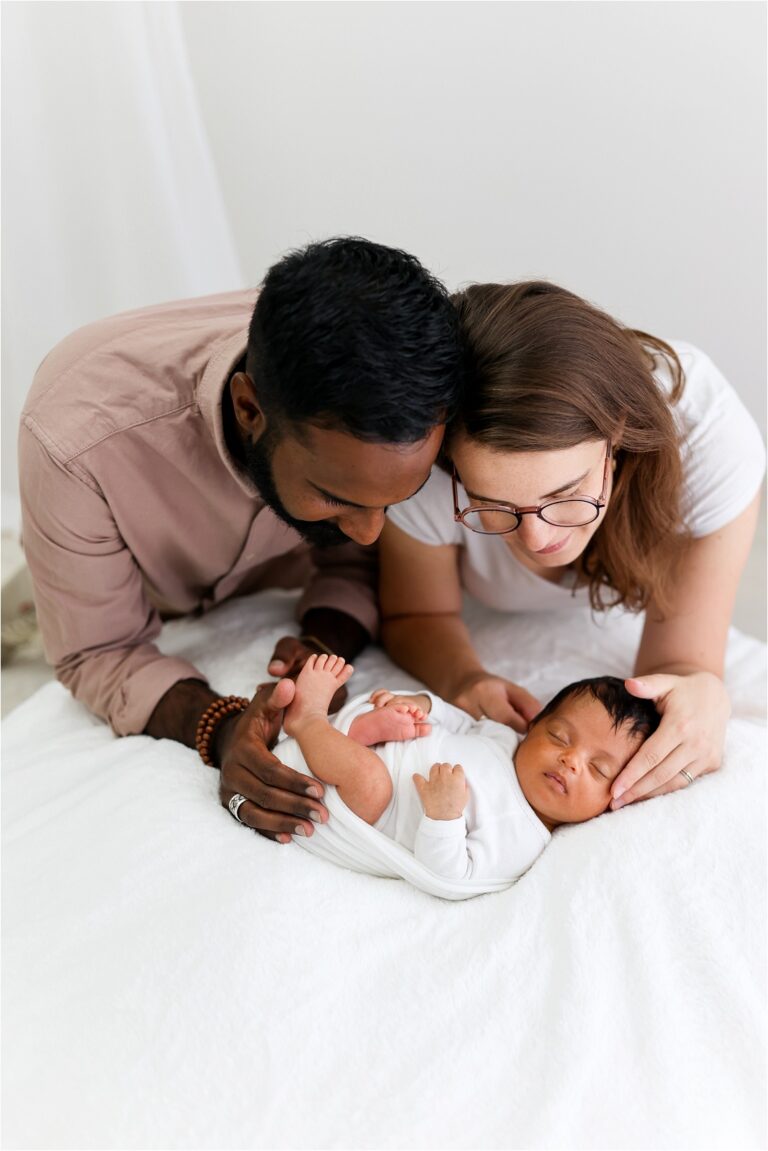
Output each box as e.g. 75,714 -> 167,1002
230,372 -> 268,442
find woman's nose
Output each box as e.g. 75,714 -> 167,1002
517,514 -> 559,552
336,508 -> 386,546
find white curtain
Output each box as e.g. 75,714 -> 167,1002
1,1 -> 243,529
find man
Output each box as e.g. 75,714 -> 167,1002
19,237 -> 464,842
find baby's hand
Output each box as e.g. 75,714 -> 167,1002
369,689 -> 432,715
413,762 -> 468,821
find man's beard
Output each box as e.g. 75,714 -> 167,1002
243,435 -> 350,548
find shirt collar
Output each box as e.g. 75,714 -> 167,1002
195,328 -> 262,499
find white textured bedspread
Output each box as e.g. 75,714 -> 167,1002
3,590 -> 766,1150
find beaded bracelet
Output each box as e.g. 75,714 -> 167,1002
195,695 -> 250,767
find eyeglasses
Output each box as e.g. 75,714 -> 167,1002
452,441 -> 613,535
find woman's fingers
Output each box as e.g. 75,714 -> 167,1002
613,671 -> 729,807
611,736 -> 696,808
635,764 -> 700,802
453,675 -> 539,732
624,673 -> 680,702
505,682 -> 542,724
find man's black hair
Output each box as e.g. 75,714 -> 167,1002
533,676 -> 660,740
247,236 -> 465,443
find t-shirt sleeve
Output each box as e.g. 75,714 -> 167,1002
386,467 -> 463,546
671,344 -> 766,537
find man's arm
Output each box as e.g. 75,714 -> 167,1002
20,429 -> 328,840
19,429 -> 209,735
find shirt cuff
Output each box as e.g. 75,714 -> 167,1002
109,656 -> 208,737
418,815 -> 467,838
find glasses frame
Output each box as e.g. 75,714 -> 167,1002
452,440 -> 613,536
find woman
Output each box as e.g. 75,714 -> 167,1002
380,281 -> 765,810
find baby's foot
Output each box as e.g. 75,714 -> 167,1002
284,654 -> 354,736
349,703 -> 432,747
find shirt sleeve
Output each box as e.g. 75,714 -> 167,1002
413,815 -> 476,880
297,540 -> 380,639
670,344 -> 766,537
19,427 -> 207,736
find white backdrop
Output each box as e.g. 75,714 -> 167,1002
0,1 -> 242,527
2,0 -> 765,526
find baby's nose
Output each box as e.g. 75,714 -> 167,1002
559,748 -> 581,773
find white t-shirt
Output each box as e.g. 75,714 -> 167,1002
387,341 -> 766,613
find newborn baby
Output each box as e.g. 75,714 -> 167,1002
276,654 -> 660,886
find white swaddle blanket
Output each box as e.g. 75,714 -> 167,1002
276,691 -> 549,900
3,590 -> 766,1149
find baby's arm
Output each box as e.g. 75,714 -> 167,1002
411,763 -> 478,881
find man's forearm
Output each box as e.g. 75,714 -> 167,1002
300,608 -> 370,662
144,678 -> 221,749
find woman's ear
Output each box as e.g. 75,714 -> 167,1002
230,372 -> 268,441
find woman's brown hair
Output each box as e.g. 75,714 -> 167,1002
450,281 -> 688,612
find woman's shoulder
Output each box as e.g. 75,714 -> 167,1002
656,340 -> 766,534
655,340 -> 755,427
386,465 -> 463,546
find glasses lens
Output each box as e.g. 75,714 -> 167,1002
461,508 -> 520,535
539,500 -> 600,527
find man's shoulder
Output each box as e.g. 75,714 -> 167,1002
22,288 -> 257,464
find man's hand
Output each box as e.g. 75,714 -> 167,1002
267,635 -> 348,713
413,762 -> 468,820
218,679 -> 329,842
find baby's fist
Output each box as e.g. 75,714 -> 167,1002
413,762 -> 468,820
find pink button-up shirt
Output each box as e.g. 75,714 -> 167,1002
19,290 -> 379,736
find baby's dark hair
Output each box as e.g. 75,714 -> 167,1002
533,676 -> 660,740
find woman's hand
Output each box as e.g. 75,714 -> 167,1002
610,671 -> 731,809
450,672 -> 541,733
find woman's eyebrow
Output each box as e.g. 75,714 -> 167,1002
465,469 -> 590,504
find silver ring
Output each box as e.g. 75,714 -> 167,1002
228,793 -> 249,823
679,769 -> 695,786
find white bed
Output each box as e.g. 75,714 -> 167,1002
3,589 -> 766,1150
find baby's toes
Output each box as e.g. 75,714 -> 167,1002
337,660 -> 354,683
